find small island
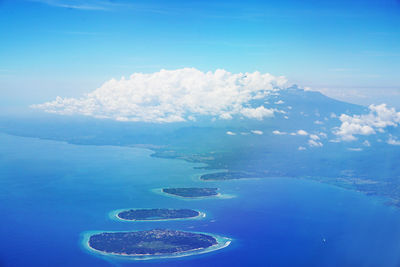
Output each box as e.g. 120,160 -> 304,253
162,187 -> 219,198
86,229 -> 231,259
116,208 -> 203,221
200,171 -> 260,181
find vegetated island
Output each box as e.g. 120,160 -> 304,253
162,187 -> 219,198
87,229 -> 231,259
117,208 -> 203,221
201,171 -> 261,181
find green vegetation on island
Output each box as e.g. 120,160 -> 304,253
88,229 -> 218,256
6,87 -> 400,208
162,187 -> 219,198
201,171 -> 261,180
117,208 -> 201,221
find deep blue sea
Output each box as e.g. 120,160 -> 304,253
1,133 -> 400,267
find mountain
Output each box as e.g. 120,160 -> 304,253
1,86 -> 399,205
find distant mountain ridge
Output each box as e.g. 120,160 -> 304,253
1,86 -> 400,206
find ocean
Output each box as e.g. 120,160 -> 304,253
1,133 -> 400,267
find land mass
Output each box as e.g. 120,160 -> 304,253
162,187 -> 219,198
2,87 -> 400,207
88,229 -> 218,256
201,171 -> 261,180
117,208 -> 201,221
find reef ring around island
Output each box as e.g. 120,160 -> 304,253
108,208 -> 206,222
80,230 -> 232,261
152,188 -> 235,200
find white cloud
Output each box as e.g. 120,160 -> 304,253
226,131 -> 236,136
298,146 -> 306,151
319,132 -> 328,138
188,115 -> 196,121
308,139 -> 323,147
388,135 -> 400,145
272,130 -> 286,135
29,0 -> 159,12
314,120 -> 324,125
251,130 -> 263,135
274,100 -> 284,104
32,68 -> 289,123
29,0 -> 112,10
309,134 -> 320,140
220,113 -> 233,120
240,106 -> 276,120
348,148 -> 362,151
363,140 -> 371,147
335,104 -> 400,141
297,130 -> 308,136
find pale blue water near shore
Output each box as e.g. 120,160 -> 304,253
1,133 -> 400,266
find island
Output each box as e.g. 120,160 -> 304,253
86,229 -> 231,258
162,187 -> 219,198
116,208 -> 203,221
200,171 -> 261,181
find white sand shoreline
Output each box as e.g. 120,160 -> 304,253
110,208 -> 206,222
153,188 -> 235,200
81,230 -> 232,261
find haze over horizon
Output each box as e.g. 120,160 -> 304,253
2,2 -> 400,266
1,0 -> 400,112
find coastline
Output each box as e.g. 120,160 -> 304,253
199,176 -> 262,182
1,132 -> 395,210
81,230 -> 232,261
152,188 -> 234,200
109,208 -> 206,222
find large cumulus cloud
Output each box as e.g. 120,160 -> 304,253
32,68 -> 289,123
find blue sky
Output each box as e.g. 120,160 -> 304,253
0,0 -> 399,112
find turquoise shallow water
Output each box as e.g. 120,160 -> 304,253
1,133 -> 400,266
